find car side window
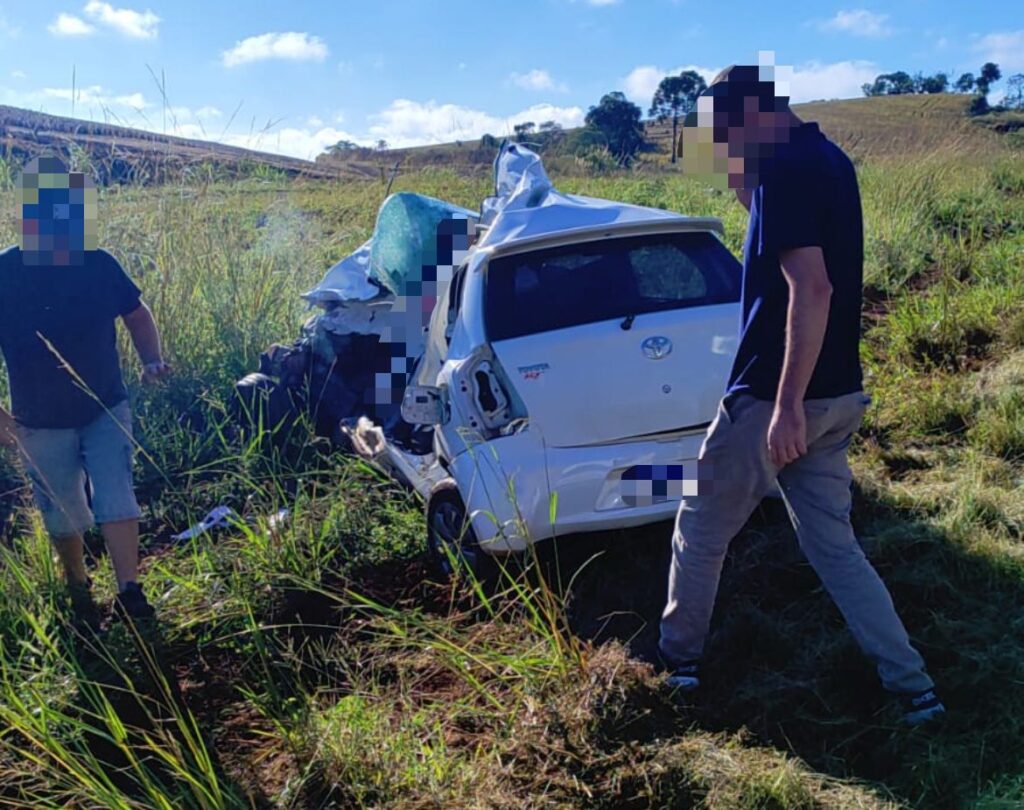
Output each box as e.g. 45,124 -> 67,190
630,244 -> 708,302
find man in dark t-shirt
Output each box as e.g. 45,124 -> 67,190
0,157 -> 170,623
659,66 -> 943,725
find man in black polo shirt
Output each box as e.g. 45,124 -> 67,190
0,157 -> 170,624
659,65 -> 944,725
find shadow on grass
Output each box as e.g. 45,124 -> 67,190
54,619 -> 269,809
545,490 -> 1024,809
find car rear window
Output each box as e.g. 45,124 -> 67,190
485,231 -> 741,341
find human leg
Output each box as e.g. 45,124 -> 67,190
659,394 -> 780,667
776,393 -> 934,695
79,402 -> 151,617
15,424 -> 94,582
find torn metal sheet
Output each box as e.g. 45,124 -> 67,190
302,239 -> 379,305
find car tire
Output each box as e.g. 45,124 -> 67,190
426,481 -> 493,581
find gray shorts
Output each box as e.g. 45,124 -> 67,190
16,400 -> 141,538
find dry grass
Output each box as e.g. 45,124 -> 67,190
0,113 -> 1022,807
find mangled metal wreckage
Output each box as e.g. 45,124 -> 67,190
241,143 -> 743,573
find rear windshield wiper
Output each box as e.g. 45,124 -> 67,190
620,313 -> 636,330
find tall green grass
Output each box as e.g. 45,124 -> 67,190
0,150 -> 1022,807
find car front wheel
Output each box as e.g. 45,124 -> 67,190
426,482 -> 491,581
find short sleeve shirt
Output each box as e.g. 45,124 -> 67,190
0,246 -> 141,428
726,122 -> 864,401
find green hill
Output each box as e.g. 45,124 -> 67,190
319,94 -> 1014,175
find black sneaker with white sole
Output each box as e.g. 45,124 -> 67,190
113,582 -> 156,621
899,688 -> 946,726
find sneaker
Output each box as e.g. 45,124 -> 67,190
113,582 -> 156,621
665,660 -> 701,692
900,688 -> 946,727
67,579 -> 102,631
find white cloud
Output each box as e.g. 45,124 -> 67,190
10,70 -> 27,79
0,8 -> 20,37
973,30 -> 1024,73
622,60 -> 876,107
621,64 -> 719,105
509,69 -> 568,93
218,126 -> 366,161
82,1 -> 159,39
582,0 -> 621,5
42,84 -> 149,109
788,60 -> 878,102
367,99 -> 585,148
196,105 -> 222,118
222,31 -> 328,68
48,12 -> 96,37
819,9 -> 892,38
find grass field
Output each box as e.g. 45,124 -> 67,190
0,105 -> 1023,808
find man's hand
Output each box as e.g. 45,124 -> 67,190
141,360 -> 172,385
123,303 -> 169,385
767,403 -> 807,467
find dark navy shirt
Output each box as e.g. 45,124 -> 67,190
0,247 -> 141,429
726,122 -> 864,401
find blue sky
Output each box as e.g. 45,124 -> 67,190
0,1 -> 1021,159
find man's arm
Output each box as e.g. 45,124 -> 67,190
767,246 -> 833,467
122,302 -> 171,383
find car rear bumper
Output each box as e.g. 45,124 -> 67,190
448,427 -> 707,553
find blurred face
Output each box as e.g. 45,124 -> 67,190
679,71 -> 793,190
16,157 -> 98,266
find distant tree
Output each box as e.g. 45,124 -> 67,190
536,120 -> 565,150
513,121 -> 536,142
649,71 -> 707,164
954,72 -> 976,93
968,95 -> 990,116
562,124 -> 608,156
480,133 -> 500,148
328,139 -> 359,155
1005,74 -> 1024,110
887,71 -> 916,95
375,139 -> 389,152
585,91 -> 645,164
918,72 -> 949,94
976,62 -> 1002,96
862,71 -> 915,96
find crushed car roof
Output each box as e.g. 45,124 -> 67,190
477,143 -> 720,250
303,141 -> 724,306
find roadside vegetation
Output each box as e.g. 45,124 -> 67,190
0,117 -> 1022,808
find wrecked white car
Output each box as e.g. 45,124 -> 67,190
244,143 -> 742,574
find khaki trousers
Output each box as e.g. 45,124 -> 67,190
659,391 -> 934,695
